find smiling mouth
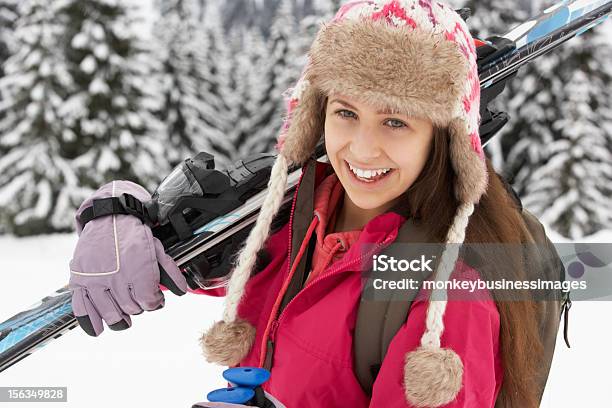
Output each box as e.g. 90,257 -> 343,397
344,160 -> 396,184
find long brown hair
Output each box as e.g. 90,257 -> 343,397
391,126 -> 544,407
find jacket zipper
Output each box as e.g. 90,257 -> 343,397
261,162 -> 306,369
262,233 -> 397,369
264,320 -> 280,369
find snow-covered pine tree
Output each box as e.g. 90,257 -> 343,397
57,0 -> 168,192
152,0 -> 216,167
519,28 -> 612,238
262,0 -> 327,32
0,0 -> 17,78
215,0 -> 345,36
453,0 -> 529,39
457,0 -> 612,237
312,0 -> 344,19
295,0 -> 340,59
238,0 -> 300,157
226,26 -> 270,162
0,0 -> 17,175
215,0 -> 262,33
196,2 -> 236,170
0,1 -> 88,235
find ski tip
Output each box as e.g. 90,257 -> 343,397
474,38 -> 488,48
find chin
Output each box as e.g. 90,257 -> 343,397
345,191 -> 392,211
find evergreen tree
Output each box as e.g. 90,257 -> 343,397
296,0 -> 339,58
0,0 -> 18,171
455,0 -> 528,39
0,0 -> 17,78
198,2 -> 236,169
0,1 -> 87,235
57,0 -> 168,191
238,0 -> 300,157
226,25 -> 268,162
153,0 -> 213,166
209,0 -> 345,35
216,0 -> 262,32
457,0 -> 612,237
519,29 -> 612,238
312,0 -> 344,19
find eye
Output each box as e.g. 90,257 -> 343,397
384,118 -> 407,130
335,109 -> 357,120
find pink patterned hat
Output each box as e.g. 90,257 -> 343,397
278,0 -> 487,205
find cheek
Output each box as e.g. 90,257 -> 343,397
324,120 -> 346,158
391,140 -> 431,178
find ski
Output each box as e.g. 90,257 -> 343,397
476,0 -> 612,145
1,0 -> 610,374
479,0 -> 611,89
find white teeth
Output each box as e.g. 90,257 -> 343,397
347,162 -> 391,179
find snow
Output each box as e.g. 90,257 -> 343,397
79,55 -> 97,74
23,49 -> 42,67
93,43 -> 109,60
88,77 -> 109,94
90,23 -> 105,41
0,171 -> 29,206
25,101 -> 39,118
0,230 -> 611,407
0,233 -> 225,407
70,32 -> 88,49
14,179 -> 52,225
112,95 -> 128,108
96,148 -> 120,173
29,83 -> 44,101
58,93 -> 87,121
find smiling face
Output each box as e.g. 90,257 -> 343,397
324,94 -> 435,218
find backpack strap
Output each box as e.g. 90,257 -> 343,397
353,216 -> 440,394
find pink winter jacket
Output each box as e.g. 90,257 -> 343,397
171,160 -> 503,407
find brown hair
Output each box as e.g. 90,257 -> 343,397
391,126 -> 545,407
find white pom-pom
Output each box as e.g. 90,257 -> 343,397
200,319 -> 256,366
404,346 -> 464,407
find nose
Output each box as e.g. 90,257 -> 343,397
349,126 -> 383,161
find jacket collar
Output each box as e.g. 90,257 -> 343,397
277,157 -> 433,313
291,159 -> 409,266
312,171 -> 361,252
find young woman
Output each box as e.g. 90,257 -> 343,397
70,1 -> 547,407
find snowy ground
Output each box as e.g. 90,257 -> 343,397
0,230 -> 611,407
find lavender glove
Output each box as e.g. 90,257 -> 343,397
69,180 -> 188,337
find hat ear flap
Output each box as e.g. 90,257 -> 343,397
448,118 -> 489,205
278,81 -> 327,166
